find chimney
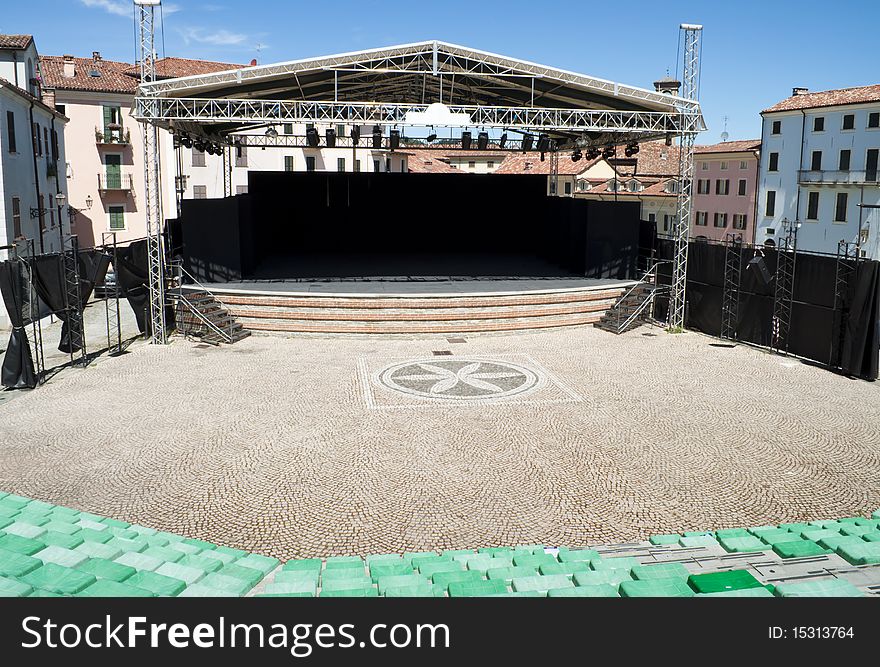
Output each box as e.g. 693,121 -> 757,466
792,87 -> 809,96
63,55 -> 75,78
249,59 -> 257,67
42,87 -> 56,109
92,51 -> 102,62
653,76 -> 681,96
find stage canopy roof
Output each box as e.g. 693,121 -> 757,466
134,40 -> 704,147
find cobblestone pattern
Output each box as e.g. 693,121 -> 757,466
0,326 -> 878,561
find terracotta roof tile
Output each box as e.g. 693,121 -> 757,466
695,139 -> 761,154
615,140 -> 680,177
0,35 -> 33,50
40,55 -> 139,94
0,77 -> 66,119
406,152 -> 460,173
126,57 -> 246,80
763,84 -> 880,113
494,152 -> 599,175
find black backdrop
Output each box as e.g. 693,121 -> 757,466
175,172 -> 642,283
654,240 -> 879,381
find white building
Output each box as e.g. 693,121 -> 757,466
757,84 -> 880,258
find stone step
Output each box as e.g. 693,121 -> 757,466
226,300 -> 616,323
235,311 -> 604,334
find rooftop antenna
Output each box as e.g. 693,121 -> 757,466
255,42 -> 264,65
721,116 -> 729,142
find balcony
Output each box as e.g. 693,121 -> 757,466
97,173 -> 134,192
798,169 -> 878,185
95,125 -> 131,146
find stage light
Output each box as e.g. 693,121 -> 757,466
536,134 -> 551,153
325,128 -> 337,148
477,131 -> 489,150
499,132 -> 507,149
265,126 -> 278,138
351,125 -> 360,145
426,133 -> 437,143
586,147 -> 600,160
461,131 -> 472,150
372,126 -> 382,149
602,145 -> 616,159
665,133 -> 673,146
624,142 -> 640,157
389,129 -> 400,150
521,134 -> 533,152
306,127 -> 320,148
571,149 -> 582,162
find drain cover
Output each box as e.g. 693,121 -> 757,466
432,350 -> 453,356
446,338 -> 467,344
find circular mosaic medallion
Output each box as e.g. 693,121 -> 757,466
377,358 -> 540,401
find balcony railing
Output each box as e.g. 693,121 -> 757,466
97,173 -> 134,192
798,169 -> 879,185
95,125 -> 131,145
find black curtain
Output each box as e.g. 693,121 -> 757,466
114,240 -> 151,334
841,261 -> 880,380
0,260 -> 37,389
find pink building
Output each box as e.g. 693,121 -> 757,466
692,140 -> 761,243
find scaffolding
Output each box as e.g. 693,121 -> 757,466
62,235 -> 87,366
720,232 -> 743,341
771,219 -> 799,355
136,0 -> 167,345
14,239 -> 46,384
829,240 -> 860,368
222,144 -> 233,197
101,232 -> 123,356
667,24 -> 703,331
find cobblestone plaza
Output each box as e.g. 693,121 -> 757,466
1,326 -> 878,561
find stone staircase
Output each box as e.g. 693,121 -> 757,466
594,283 -> 658,334
174,290 -> 251,344
210,285 -> 634,335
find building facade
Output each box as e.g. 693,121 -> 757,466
692,140 -> 761,243
757,85 -> 880,258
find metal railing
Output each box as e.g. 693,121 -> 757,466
97,173 -> 134,191
95,126 -> 131,145
608,260 -> 670,334
169,259 -> 233,343
797,169 -> 878,185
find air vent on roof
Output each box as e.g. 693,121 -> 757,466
88,69 -> 101,77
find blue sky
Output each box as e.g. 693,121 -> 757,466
3,0 -> 878,143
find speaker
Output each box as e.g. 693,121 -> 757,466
461,131 -> 472,150
351,125 -> 360,145
372,126 -> 382,149
747,255 -> 773,284
306,127 -> 319,148
521,134 -> 533,152
498,132 -> 507,149
389,129 -> 400,150
325,128 -> 336,148
536,134 -> 550,153
477,131 -> 489,150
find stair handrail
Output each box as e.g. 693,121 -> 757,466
614,260 -> 672,333
169,259 -> 233,343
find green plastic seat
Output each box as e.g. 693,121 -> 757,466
717,536 -> 768,553
817,535 -> 868,552
556,549 -> 599,563
836,541 -> 880,565
511,574 -> 572,593
447,579 -> 507,597
715,528 -> 751,539
631,562 -> 690,581
772,540 -> 829,559
648,534 -> 681,545
548,584 -> 618,597
698,587 -> 774,597
620,578 -> 694,597
688,569 -> 762,594
590,557 -> 638,571
78,579 -> 154,597
678,535 -> 720,548
573,569 -> 632,587
775,579 -> 864,597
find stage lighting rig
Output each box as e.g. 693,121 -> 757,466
536,134 -> 551,153
306,127 -> 320,147
498,132 -> 508,149
461,131 -> 472,150
571,149 -> 583,162
586,147 -> 600,160
477,131 -> 489,150
264,126 -> 278,138
521,134 -> 534,152
325,128 -> 337,148
389,129 -> 400,150
426,132 -> 437,143
602,145 -> 616,159
624,143 -> 640,157
372,126 -> 382,149
351,125 -> 360,145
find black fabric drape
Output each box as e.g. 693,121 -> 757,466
0,260 -> 37,389
114,240 -> 150,334
841,261 -> 880,381
57,250 -> 110,353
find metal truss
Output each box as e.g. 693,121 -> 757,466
134,98 -> 704,135
549,145 -> 560,195
137,1 -> 167,345
720,233 -> 743,341
62,234 -> 87,366
666,24 -> 703,331
222,145 -> 232,197
139,40 -> 696,113
771,219 -> 799,355
101,232 -> 123,356
829,240 -> 860,368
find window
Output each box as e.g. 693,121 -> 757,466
468,161 -> 476,169
697,179 -> 710,195
733,214 -> 747,230
740,160 -> 748,169
284,156 -> 295,171
192,148 -> 206,167
765,190 -> 776,216
400,159 -> 406,173
771,120 -> 781,134
336,124 -> 346,137
55,104 -> 66,117
839,149 -> 851,171
12,197 -> 21,238
663,215 -> 671,232
627,180 -> 642,193
842,114 -> 855,130
869,112 -> 880,129
236,185 -> 248,195
807,191 -> 820,220
813,116 -> 825,132
385,159 -> 392,172
51,129 -> 59,161
811,150 -> 822,171
43,128 -> 49,158
373,160 -> 380,173
738,179 -> 747,196
648,213 -> 656,223
487,161 -> 494,169
33,122 -> 42,156
306,156 -> 316,172
235,145 -> 247,167
564,181 -> 572,195
695,211 -> 708,226
715,179 -> 730,195
700,162 -> 708,170
768,152 -> 779,172
337,157 -> 346,172
5,111 -> 15,153
713,212 -> 728,228
720,161 -> 728,170
354,160 -> 361,172
283,123 -> 293,135
834,192 -> 848,222
108,205 -> 125,230
193,185 -> 207,200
